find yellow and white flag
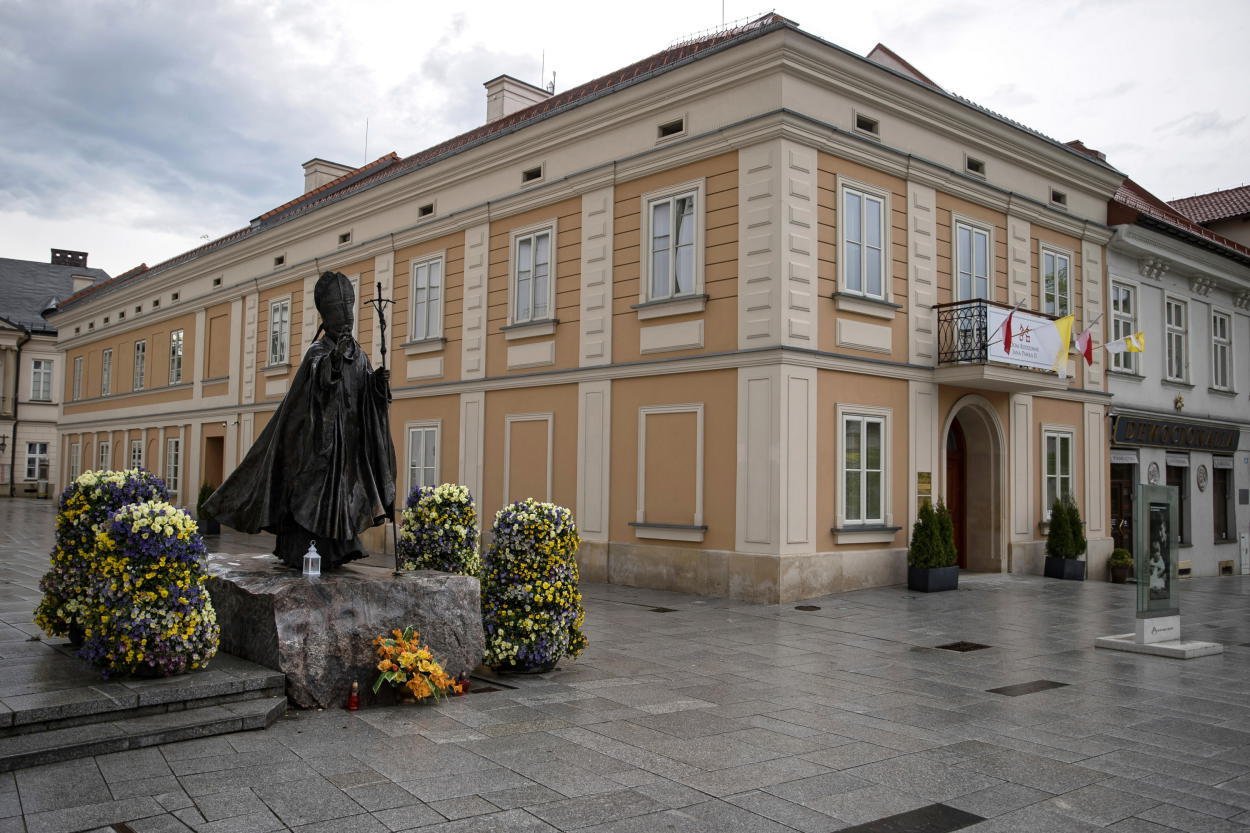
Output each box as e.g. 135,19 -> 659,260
1038,315 -> 1075,376
1104,332 -> 1145,355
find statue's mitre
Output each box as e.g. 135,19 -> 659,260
314,271 -> 355,315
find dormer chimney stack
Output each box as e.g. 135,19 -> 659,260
484,74 -> 553,123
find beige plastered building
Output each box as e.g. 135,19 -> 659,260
50,16 -> 1124,602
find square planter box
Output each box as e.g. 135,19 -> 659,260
908,565 -> 959,593
1044,556 -> 1086,581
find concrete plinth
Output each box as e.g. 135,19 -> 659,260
1095,633 -> 1224,659
206,554 -> 484,709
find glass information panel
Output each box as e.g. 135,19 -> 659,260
1134,484 -> 1179,618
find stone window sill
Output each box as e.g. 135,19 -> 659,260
831,525 -> 901,545
632,294 -> 708,321
1209,386 -> 1238,397
262,364 -> 291,377
402,337 -> 446,356
629,522 -> 707,543
1161,379 -> 1195,390
832,292 -> 900,320
503,319 -> 558,340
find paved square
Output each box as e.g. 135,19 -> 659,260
1,498 -> 1248,832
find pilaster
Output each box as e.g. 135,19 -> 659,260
458,391 -> 485,527
1082,240 -> 1106,391
1010,393 -> 1034,541
461,224 -> 489,380
576,380 -> 612,542
579,188 -> 614,367
907,181 -> 938,365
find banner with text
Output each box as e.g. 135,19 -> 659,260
986,306 -> 1061,372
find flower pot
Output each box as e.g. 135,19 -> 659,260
1109,564 -> 1131,584
907,565 -> 958,593
1044,556 -> 1086,581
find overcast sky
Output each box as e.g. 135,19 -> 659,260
1,0 -> 1247,278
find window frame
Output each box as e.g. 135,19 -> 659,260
72,356 -> 83,401
130,439 -> 143,470
1040,245 -> 1073,317
25,442 -> 49,481
409,254 -> 445,342
68,442 -> 81,480
1164,295 -> 1188,383
1042,427 -> 1074,519
838,179 -> 891,301
641,179 -> 705,305
30,359 -> 52,402
952,217 -> 992,302
165,437 -> 181,499
268,298 -> 291,366
1211,308 -> 1233,392
168,330 -> 184,385
97,440 -> 111,471
1110,279 -> 1137,374
508,222 -> 558,326
405,421 -> 440,498
101,348 -> 113,397
133,340 -> 147,390
836,404 -> 892,529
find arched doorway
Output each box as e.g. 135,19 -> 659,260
942,397 -> 1006,573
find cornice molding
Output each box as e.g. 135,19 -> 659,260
1110,224 -> 1250,293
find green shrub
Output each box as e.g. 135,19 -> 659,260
1109,548 -> 1132,567
1066,498 -> 1087,558
1046,496 -> 1086,559
908,501 -> 956,569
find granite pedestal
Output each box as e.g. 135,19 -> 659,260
206,554 -> 485,709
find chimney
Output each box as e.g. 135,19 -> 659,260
484,74 -> 552,123
1065,139 -> 1107,162
301,158 -> 356,194
51,249 -> 88,268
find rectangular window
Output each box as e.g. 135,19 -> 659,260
101,349 -> 113,397
72,356 -> 83,401
954,221 -> 990,301
169,330 -> 184,384
407,425 -> 439,495
513,229 -> 552,324
133,340 -> 147,390
646,192 -> 698,302
30,359 -> 52,401
410,257 -> 443,341
25,442 -> 48,481
1042,248 -> 1072,316
842,415 -> 885,525
1044,430 -> 1073,516
130,439 -> 143,470
1212,310 -> 1232,390
166,438 -> 181,498
69,442 -> 81,480
1213,463 -> 1234,542
1110,282 -> 1136,373
1165,298 -> 1187,381
842,186 -> 886,299
98,440 -> 111,471
269,299 -> 290,365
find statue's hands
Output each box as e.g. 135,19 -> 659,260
375,367 -> 390,385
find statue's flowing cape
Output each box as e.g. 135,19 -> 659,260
203,337 -> 396,540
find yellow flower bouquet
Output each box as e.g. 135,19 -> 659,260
372,626 -> 467,702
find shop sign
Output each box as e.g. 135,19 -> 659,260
1112,415 -> 1239,453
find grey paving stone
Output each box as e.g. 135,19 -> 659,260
127,814 -> 197,833
960,751 -> 1105,795
177,760 -> 320,797
293,814 -> 391,833
477,784 -> 566,810
721,789 -> 843,833
400,767 -> 535,802
845,753 -> 1005,802
426,795 -> 499,820
396,807 -> 555,832
23,796 -> 164,833
346,782 -> 429,812
110,775 -> 184,800
526,789 -> 667,829
677,754 -> 829,797
1137,803 -> 1250,833
1099,776 -> 1247,820
16,757 -> 111,812
369,802 -> 445,832
252,776 -> 366,828
173,805 -> 287,833
1105,820 -> 1184,833
1042,784 -> 1162,826
97,747 -> 173,782
193,788 -> 270,822
961,802 -> 1105,832
945,782 -> 1052,819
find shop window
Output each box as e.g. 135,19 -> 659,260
1213,461 -> 1234,542
1166,462 -> 1190,545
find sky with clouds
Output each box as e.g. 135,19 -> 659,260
1,0 -> 1247,277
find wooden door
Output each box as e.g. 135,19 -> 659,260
1110,463 -> 1134,554
946,421 -> 967,569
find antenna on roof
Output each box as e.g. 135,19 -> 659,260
669,10 -> 773,48
540,49 -> 545,88
363,118 -> 370,164
547,71 -> 556,94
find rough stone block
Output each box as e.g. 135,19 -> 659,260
206,555 -> 484,709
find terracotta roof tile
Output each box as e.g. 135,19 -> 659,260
1113,178 -> 1250,263
1168,184 -> 1250,225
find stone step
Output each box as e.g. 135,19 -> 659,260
0,652 -> 285,737
0,695 -> 286,772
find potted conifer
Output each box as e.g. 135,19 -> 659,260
1043,497 -> 1086,580
1108,548 -> 1132,583
907,500 -> 958,592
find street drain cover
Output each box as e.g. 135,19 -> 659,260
936,641 -> 990,652
650,607 -> 678,613
795,605 -> 822,611
987,679 -> 1068,697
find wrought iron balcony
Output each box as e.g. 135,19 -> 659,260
933,298 -> 1070,392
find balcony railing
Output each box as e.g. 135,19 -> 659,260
933,299 -> 1069,392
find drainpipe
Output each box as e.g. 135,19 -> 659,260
8,328 -> 30,497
